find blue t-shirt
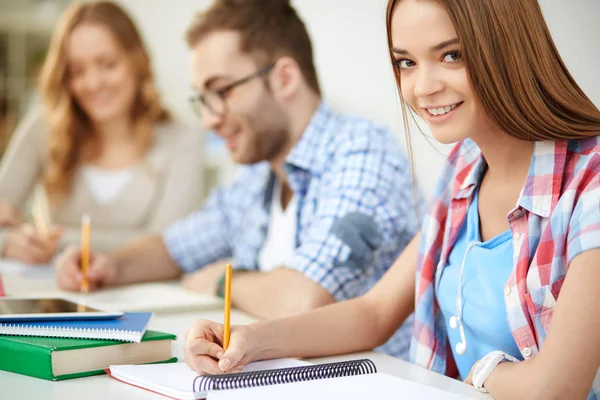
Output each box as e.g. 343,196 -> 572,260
437,188 -> 523,379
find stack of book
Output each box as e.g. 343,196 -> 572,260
0,312 -> 176,380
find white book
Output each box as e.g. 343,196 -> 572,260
109,359 -> 477,400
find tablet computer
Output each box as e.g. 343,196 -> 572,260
0,297 -> 124,322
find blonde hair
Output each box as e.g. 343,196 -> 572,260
39,1 -> 170,206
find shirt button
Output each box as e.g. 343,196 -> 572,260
522,347 -> 532,357
513,232 -> 522,241
504,286 -> 511,296
513,209 -> 523,218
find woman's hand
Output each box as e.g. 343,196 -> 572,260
3,223 -> 62,264
0,200 -> 21,227
184,319 -> 253,374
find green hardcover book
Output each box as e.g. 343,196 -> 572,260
0,330 -> 177,381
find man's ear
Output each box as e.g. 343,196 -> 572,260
268,57 -> 303,102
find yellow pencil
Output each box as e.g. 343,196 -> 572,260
32,204 -> 48,240
80,215 -> 91,293
223,264 -> 232,350
39,193 -> 52,228
32,204 -> 52,251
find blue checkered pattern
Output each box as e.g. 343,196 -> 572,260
163,102 -> 419,359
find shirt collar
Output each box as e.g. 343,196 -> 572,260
284,101 -> 333,175
451,139 -> 568,218
452,139 -> 486,200
518,140 -> 568,218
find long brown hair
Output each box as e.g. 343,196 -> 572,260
39,1 -> 171,207
386,0 -> 600,152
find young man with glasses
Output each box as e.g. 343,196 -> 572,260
55,0 -> 418,359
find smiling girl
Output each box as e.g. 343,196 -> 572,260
0,1 -> 203,264
183,0 -> 600,398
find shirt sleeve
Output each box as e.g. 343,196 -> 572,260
566,161 -> 600,264
288,131 -> 417,301
162,185 -> 234,273
0,107 -> 45,209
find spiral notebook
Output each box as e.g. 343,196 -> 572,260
108,358 -> 474,400
0,312 -> 153,343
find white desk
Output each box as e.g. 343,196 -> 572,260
0,267 -> 488,400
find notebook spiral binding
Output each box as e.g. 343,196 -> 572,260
193,358 -> 377,392
0,324 -> 141,342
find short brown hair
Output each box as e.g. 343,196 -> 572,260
186,0 -> 321,95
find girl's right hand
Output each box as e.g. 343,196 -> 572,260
184,319 -> 252,374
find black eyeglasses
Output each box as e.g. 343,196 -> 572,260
189,64 -> 275,118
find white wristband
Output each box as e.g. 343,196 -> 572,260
472,351 -> 519,393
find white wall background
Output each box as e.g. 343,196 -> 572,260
116,0 -> 600,199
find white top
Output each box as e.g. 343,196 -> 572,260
258,179 -> 298,272
82,166 -> 134,205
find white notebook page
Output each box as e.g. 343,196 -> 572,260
0,260 -> 53,278
37,282 -> 223,313
109,359 -> 311,400
207,373 -> 477,400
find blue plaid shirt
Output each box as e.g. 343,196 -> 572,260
163,102 -> 418,358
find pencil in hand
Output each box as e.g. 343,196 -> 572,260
32,204 -> 49,240
223,263 -> 232,350
32,203 -> 54,252
80,214 -> 91,293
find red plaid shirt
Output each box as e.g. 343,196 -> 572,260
410,137 -> 600,397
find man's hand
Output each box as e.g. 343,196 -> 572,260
182,259 -> 232,295
55,245 -> 118,291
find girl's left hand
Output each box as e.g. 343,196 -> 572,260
464,360 -> 478,385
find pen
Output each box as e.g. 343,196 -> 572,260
80,214 -> 91,293
223,263 -> 232,350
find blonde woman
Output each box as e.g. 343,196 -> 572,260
0,1 -> 203,264
183,0 -> 600,398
